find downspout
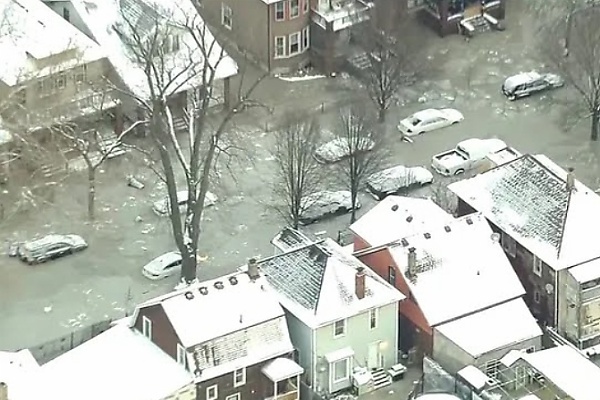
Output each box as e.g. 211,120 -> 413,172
267,3 -> 272,71
312,327 -> 317,389
394,301 -> 399,364
554,273 -> 559,327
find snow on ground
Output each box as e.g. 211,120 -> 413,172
277,74 -> 326,82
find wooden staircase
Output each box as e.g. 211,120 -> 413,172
371,368 -> 392,390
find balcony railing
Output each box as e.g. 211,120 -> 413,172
312,0 -> 373,31
265,390 -> 299,400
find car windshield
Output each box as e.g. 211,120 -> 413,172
456,145 -> 470,158
409,118 -> 421,126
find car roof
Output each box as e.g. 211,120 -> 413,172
412,109 -> 439,119
149,251 -> 182,265
504,71 -> 542,87
24,234 -> 71,247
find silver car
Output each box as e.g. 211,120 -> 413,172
314,137 -> 375,164
17,234 -> 88,264
142,251 -> 183,280
502,71 -> 564,101
299,190 -> 361,225
152,190 -> 218,216
366,165 -> 434,200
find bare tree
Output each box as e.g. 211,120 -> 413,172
271,113 -> 322,229
117,2 -> 265,285
537,6 -> 600,141
334,104 -> 388,223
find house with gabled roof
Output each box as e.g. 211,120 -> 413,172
449,153 -> 600,350
256,235 -> 404,396
129,270 -> 303,400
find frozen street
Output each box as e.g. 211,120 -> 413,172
2,0 -> 600,353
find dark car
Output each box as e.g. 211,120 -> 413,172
17,234 -> 88,264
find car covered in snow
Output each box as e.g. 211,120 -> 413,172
502,71 -> 564,101
152,190 -> 217,216
142,251 -> 182,280
299,190 -> 361,225
431,138 -> 507,176
397,108 -> 464,137
314,137 -> 375,164
366,165 -> 433,200
17,234 -> 88,264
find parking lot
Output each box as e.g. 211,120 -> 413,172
2,1 -> 600,352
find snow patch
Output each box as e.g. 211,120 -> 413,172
277,74 -> 326,82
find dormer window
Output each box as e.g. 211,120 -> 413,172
163,34 -> 181,54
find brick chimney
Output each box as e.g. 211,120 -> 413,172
247,258 -> 259,280
566,167 -> 575,191
355,267 -> 366,300
0,382 -> 7,400
407,247 -> 417,276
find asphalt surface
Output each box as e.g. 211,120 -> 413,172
2,1 -> 600,351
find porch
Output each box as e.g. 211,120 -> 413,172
419,0 -> 505,36
262,357 -> 304,400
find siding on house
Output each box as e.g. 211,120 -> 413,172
133,304 -> 180,360
283,310 -> 315,386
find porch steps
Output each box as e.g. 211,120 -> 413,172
371,368 -> 392,390
172,116 -> 189,133
469,15 -> 491,33
347,52 -> 371,71
98,136 -> 127,159
39,163 -> 65,179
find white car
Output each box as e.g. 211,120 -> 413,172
398,108 -> 464,137
152,190 -> 218,216
299,190 -> 361,225
366,165 -> 433,200
432,138 -> 507,176
314,137 -> 375,164
142,251 -> 183,280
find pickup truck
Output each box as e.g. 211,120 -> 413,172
431,138 -> 508,176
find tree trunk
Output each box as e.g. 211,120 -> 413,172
181,253 -> 197,284
88,168 -> 96,220
378,107 -> 386,123
592,108 -> 599,141
350,190 -> 358,223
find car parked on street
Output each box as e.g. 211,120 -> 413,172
366,165 -> 433,200
152,190 -> 217,216
397,108 -> 464,137
142,251 -> 183,280
314,137 -> 375,164
299,190 -> 361,225
17,234 -> 88,264
502,71 -> 564,101
432,138 -> 507,176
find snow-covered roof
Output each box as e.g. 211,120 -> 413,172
0,0 -> 105,85
262,357 -> 304,382
10,324 -> 192,400
271,227 -> 318,252
259,237 -> 405,329
390,213 -> 525,327
569,258 -> 600,284
449,154 -> 600,271
69,0 -> 237,100
435,298 -> 541,357
0,349 -> 39,395
518,345 -> 600,400
350,196 -> 453,248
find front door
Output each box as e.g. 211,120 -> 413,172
367,341 -> 381,369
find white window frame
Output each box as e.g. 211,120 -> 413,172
177,343 -> 187,366
333,319 -> 346,337
501,232 -> 517,258
301,26 -> 310,51
332,358 -> 350,383
221,3 -> 232,30
275,1 -> 285,21
533,255 -> 543,277
303,0 -> 309,13
226,395 -> 240,400
275,36 -> 286,58
206,385 -> 218,400
233,367 -> 246,387
142,315 -> 152,339
289,32 -> 300,56
369,308 -> 378,330
289,0 -> 299,18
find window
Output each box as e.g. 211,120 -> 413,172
164,35 -> 181,53
501,232 -> 516,258
301,26 -> 310,51
275,1 -> 285,20
221,4 -> 232,29
333,319 -> 346,337
533,290 -> 541,303
275,36 -> 286,58
289,32 -> 300,55
533,256 -> 543,277
55,73 -> 67,90
206,385 -> 218,400
226,395 -> 240,400
289,0 -> 299,18
525,346 -> 535,354
177,343 -> 187,366
303,0 -> 308,13
142,316 -> 152,339
369,308 -> 378,330
233,367 -> 246,387
15,88 -> 26,105
388,266 -> 396,285
333,358 -> 349,382
74,65 -> 87,85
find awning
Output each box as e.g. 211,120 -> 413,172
325,347 -> 354,363
262,358 -> 304,382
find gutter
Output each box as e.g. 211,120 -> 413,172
267,3 -> 272,71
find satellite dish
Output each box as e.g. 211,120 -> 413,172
546,283 -> 554,294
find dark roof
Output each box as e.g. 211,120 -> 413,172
119,0 -> 160,37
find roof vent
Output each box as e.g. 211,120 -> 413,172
199,286 -> 209,295
406,215 -> 413,222
423,232 -> 431,239
491,232 -> 500,244
401,238 -> 409,247
214,281 -> 224,290
444,225 -> 451,232
184,291 -> 195,300
391,204 -> 399,212
466,217 -> 473,225
228,276 -> 238,286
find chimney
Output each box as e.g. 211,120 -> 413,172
566,167 -> 575,191
0,382 -> 7,400
355,267 -> 366,300
407,247 -> 417,276
247,258 -> 259,280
